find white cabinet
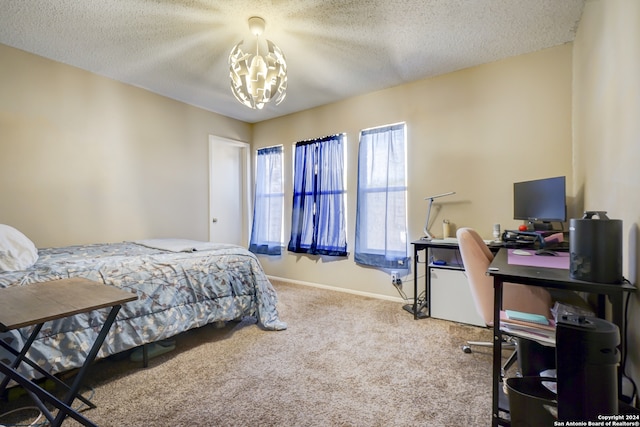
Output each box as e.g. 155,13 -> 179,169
411,241 -> 491,326
429,267 -> 485,327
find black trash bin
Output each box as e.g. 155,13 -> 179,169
556,315 -> 620,421
517,338 -> 556,376
506,376 -> 557,426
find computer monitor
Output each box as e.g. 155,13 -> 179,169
513,176 -> 566,228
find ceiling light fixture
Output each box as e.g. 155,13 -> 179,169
228,16 -> 287,110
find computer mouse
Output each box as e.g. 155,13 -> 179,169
536,249 -> 558,256
512,249 -> 532,256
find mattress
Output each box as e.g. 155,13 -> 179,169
0,241 -> 286,380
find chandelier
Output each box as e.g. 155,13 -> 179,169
228,16 -> 287,109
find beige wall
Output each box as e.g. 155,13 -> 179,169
573,0 -> 640,401
0,44 -> 251,247
0,41 -> 575,300
254,44 -> 574,299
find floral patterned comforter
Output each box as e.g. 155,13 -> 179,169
0,241 -> 286,380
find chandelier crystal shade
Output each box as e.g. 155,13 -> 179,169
228,17 -> 287,109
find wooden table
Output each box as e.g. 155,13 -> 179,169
0,277 -> 137,427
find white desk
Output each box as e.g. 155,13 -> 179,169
409,239 -> 497,326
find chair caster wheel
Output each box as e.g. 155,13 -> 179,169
462,345 -> 472,354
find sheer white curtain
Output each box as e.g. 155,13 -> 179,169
249,146 -> 283,255
355,124 -> 408,269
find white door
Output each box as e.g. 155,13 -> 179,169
209,136 -> 251,245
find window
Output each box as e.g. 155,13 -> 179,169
287,134 -> 347,256
249,146 -> 283,255
355,123 -> 408,269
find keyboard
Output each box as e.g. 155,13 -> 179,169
545,241 -> 570,252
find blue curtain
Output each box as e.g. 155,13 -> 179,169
288,135 -> 347,256
355,124 -> 409,269
249,146 -> 283,255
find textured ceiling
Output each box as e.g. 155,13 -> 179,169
0,0 -> 585,123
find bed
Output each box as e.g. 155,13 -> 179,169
0,227 -> 286,381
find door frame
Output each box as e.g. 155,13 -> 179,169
208,135 -> 252,245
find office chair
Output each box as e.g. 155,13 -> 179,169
456,227 -> 555,375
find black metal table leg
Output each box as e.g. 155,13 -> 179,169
0,323 -> 43,393
0,337 -> 95,408
52,304 -> 122,426
492,277 -> 504,427
0,361 -> 97,427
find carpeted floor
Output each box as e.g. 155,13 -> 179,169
0,281 -> 495,426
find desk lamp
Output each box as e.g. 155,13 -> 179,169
423,192 -> 456,239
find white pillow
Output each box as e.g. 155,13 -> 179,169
0,224 -> 39,272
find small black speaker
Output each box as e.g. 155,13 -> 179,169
569,211 -> 622,283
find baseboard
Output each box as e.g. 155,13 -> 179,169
267,275 -> 405,304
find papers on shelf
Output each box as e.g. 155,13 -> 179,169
500,311 -> 555,331
505,309 -> 550,325
500,323 -> 555,346
500,311 -> 556,346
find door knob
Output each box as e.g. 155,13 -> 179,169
212,218 -> 218,223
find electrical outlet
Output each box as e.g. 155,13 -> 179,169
391,271 -> 398,285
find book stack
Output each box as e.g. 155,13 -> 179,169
500,310 -> 555,346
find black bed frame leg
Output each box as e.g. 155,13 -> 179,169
142,344 -> 149,368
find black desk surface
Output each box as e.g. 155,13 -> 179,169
488,249 -> 636,294
488,248 -> 635,427
411,238 -> 459,249
412,239 -> 504,252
